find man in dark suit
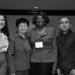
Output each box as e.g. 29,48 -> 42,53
56,16 -> 75,75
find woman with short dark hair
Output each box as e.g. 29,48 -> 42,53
8,17 -> 31,75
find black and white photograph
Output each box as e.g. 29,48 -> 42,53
0,0 -> 75,75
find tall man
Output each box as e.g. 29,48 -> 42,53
56,17 -> 75,75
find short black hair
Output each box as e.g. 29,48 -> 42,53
16,18 -> 29,28
32,12 -> 49,25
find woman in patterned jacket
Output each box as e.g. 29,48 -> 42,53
29,12 -> 57,75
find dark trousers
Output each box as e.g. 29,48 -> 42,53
16,70 -> 29,75
30,62 -> 54,75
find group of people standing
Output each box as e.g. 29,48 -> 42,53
0,12 -> 75,75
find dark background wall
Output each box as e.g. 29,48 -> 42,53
0,0 -> 75,9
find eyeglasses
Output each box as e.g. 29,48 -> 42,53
60,21 -> 69,24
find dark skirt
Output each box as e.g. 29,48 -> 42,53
30,62 -> 54,75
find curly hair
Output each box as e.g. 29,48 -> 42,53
32,12 -> 49,25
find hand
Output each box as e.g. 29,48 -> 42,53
57,68 -> 63,75
70,69 -> 75,75
57,68 -> 61,75
52,62 -> 57,75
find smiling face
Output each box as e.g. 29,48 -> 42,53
36,15 -> 45,28
59,17 -> 71,32
18,22 -> 28,34
0,15 -> 5,30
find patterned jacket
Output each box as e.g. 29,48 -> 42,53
29,26 -> 57,63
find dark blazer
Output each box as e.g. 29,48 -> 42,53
8,33 -> 31,73
56,30 -> 75,74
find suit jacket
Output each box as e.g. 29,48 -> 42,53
56,30 -> 75,74
8,33 -> 31,72
29,26 -> 57,63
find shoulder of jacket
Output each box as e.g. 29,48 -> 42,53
9,34 -> 16,42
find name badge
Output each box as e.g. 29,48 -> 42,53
35,41 -> 43,48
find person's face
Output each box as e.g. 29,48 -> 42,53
36,15 -> 45,28
0,15 -> 5,30
59,17 -> 71,31
18,22 -> 28,34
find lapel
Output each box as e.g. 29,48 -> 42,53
63,32 -> 74,50
31,28 -> 40,42
57,30 -> 74,51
